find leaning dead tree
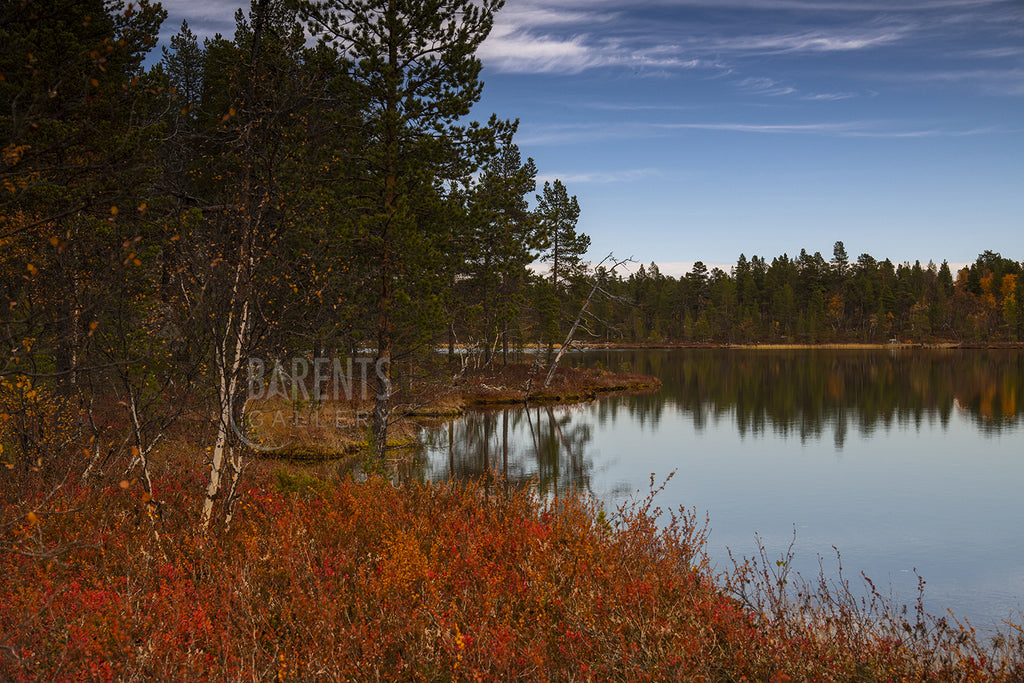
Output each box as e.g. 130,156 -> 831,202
542,253 -> 633,389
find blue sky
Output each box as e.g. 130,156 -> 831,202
158,0 -> 1024,276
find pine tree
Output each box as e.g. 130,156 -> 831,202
466,130 -> 539,362
297,0 -> 505,463
1,0 -> 166,386
536,179 -> 588,291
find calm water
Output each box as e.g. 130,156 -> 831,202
411,349 -> 1024,631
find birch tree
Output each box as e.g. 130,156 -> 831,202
159,0 -> 322,529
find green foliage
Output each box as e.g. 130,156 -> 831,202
595,249 -> 1023,344
536,179 -> 588,290
273,469 -> 329,497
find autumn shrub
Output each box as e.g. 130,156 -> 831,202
0,376 -> 81,472
2,463 -> 1023,681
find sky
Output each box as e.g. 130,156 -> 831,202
155,0 -> 1024,277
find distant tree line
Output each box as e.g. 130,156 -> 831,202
593,245 -> 1024,345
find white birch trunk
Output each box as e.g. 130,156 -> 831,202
201,260 -> 251,531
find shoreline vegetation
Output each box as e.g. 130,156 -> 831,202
242,363 -> 661,462
4,459 -> 1024,680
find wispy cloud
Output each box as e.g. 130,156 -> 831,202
476,0 -> 1024,108
535,169 -> 662,185
479,29 -> 712,74
519,119 -> 1010,145
700,28 -> 906,55
516,122 -> 663,146
802,92 -> 858,101
658,121 -> 861,134
738,77 -> 797,97
658,121 -> 1009,137
477,0 -> 914,96
967,47 -> 1024,59
480,0 -> 724,75
889,68 -> 1024,96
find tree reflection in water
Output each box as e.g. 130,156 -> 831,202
409,349 -> 1023,487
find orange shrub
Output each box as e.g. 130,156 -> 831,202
1,467 -> 1022,681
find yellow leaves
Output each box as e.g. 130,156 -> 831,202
3,143 -> 30,165
219,107 -> 238,126
110,205 -> 118,216
1001,273 -> 1017,299
25,511 -> 40,525
26,263 -> 38,276
90,78 -> 99,87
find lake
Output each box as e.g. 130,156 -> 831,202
410,348 -> 1024,632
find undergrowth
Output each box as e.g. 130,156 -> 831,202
2,456 -> 1022,681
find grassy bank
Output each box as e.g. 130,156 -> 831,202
2,456 -> 1022,681
242,363 -> 661,460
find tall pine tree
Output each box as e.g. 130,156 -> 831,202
297,0 -> 505,462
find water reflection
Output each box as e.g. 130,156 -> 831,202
411,349 -> 1024,628
412,405 -> 595,496
587,348 -> 1022,441
414,349 -> 1023,487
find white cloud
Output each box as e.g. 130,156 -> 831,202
535,169 -> 661,185
516,119 -> 1010,147
479,29 -> 599,74
516,122 -> 662,146
737,77 -> 797,96
802,92 -> 858,101
480,28 -> 712,74
657,121 -> 861,134
696,28 -> 907,56
656,121 -> 1010,137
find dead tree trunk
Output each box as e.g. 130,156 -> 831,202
543,254 -> 628,389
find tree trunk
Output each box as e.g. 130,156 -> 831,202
201,260 -> 251,530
